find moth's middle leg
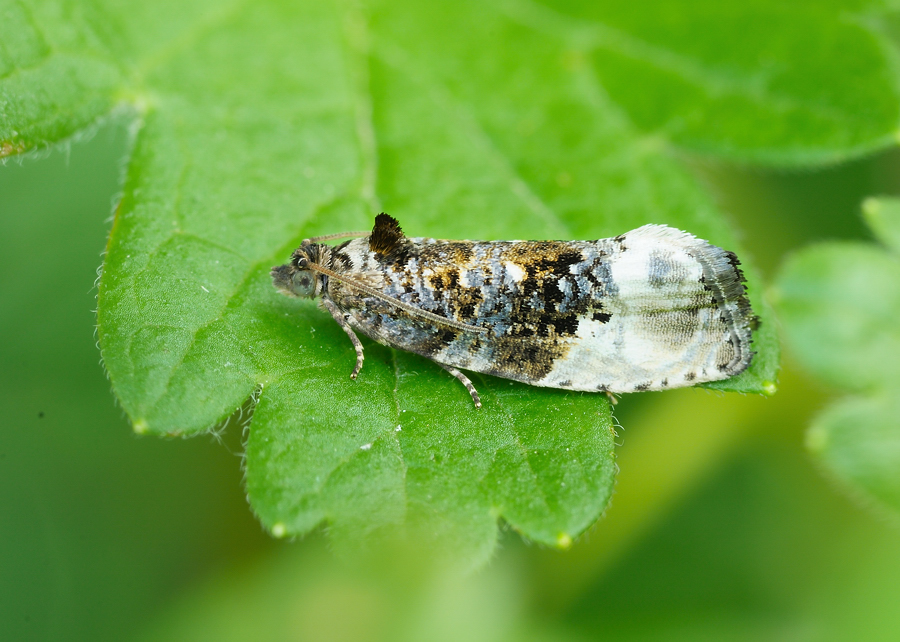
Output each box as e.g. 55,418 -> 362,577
321,298 -> 364,379
437,363 -> 482,409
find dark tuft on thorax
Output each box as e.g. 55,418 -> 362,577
369,213 -> 405,256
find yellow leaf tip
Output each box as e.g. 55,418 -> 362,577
762,381 -> 778,396
271,522 -> 288,538
133,419 -> 149,435
1,140 -> 26,158
556,533 -> 573,550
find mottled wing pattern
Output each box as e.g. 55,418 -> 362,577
325,225 -> 753,393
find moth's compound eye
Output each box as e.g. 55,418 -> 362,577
297,257 -> 309,269
291,271 -> 316,298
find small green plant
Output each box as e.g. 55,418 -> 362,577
774,197 -> 900,517
6,0 -> 900,566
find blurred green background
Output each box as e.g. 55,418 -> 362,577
3,118 -> 900,641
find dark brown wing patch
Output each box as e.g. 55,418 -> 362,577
369,213 -> 405,256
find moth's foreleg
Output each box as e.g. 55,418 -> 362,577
321,298 -> 365,380
438,364 -> 482,409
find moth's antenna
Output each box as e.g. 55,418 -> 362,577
302,231 -> 370,245
300,259 -> 488,335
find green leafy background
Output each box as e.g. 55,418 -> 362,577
4,0 -> 900,640
773,196 -> 900,516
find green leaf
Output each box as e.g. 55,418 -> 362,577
807,394 -> 900,515
773,199 -> 900,515
524,0 -> 900,165
248,350 -> 616,561
773,240 -> 900,392
22,0 -> 895,561
0,1 -> 121,155
863,195 -> 900,254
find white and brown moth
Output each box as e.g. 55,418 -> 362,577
272,214 -> 756,407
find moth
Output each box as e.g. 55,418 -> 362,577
272,214 -> 755,407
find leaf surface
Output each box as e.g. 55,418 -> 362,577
520,0 -> 900,164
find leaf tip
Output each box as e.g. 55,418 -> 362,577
1,140 -> 27,159
133,418 -> 150,435
114,89 -> 156,115
271,522 -> 288,538
762,381 -> 778,396
555,533 -> 573,550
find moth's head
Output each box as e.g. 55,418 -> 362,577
271,245 -> 323,299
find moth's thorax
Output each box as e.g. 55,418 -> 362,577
321,238 -> 385,297
294,242 -> 331,267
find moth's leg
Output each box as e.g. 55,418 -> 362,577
321,298 -> 365,380
604,390 -> 619,406
438,364 -> 482,409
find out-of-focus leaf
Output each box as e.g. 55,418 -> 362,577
863,196 -> 900,254
773,241 -> 900,392
774,196 -> 900,515
523,0 -> 900,165
807,394 -> 900,513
